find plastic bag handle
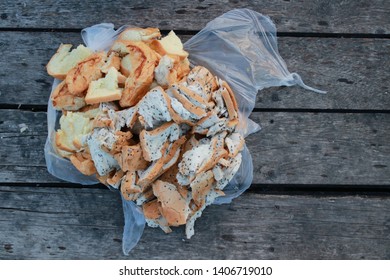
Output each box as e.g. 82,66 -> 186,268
287,73 -> 327,94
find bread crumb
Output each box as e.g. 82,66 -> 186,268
19,123 -> 28,133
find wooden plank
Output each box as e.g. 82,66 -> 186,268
1,32 -> 389,110
0,186 -> 389,259
1,110 -> 389,185
0,1 -> 389,34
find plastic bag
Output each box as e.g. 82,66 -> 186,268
44,8 -> 324,255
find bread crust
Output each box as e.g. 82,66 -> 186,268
110,41 -> 158,107
66,52 -> 106,95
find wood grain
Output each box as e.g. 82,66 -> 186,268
0,0 -> 389,34
0,32 -> 389,109
0,186 -> 388,259
1,110 -> 389,185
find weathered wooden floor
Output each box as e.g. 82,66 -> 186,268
0,0 -> 389,259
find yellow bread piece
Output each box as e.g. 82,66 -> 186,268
47,44 -> 93,80
85,67 -> 123,104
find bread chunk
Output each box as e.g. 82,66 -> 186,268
47,44 -> 92,80
85,67 -> 123,104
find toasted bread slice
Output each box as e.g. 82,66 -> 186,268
139,122 -> 180,161
65,52 -> 106,95
177,133 -> 228,185
192,112 -> 222,135
100,52 -> 121,73
168,85 -> 207,118
85,67 -> 123,104
177,84 -> 208,109
70,151 -> 97,176
106,169 -> 125,189
119,144 -> 149,172
222,80 -> 238,113
152,180 -> 190,226
120,52 -> 144,77
51,80 -> 86,111
121,171 -> 142,201
221,87 -> 238,120
167,96 -> 198,126
118,27 -> 161,42
47,44 -> 93,80
110,41 -> 158,107
190,170 -> 214,208
143,199 -> 172,233
137,136 -> 186,189
150,31 -> 188,59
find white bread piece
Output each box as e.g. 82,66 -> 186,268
139,122 -> 180,161
150,30 -> 188,59
225,132 -> 245,157
212,165 -> 224,181
152,180 -> 190,226
118,27 -> 161,42
192,112 -> 222,135
85,67 -> 123,104
137,86 -> 172,128
137,136 -> 186,188
47,44 -> 93,80
154,55 -> 176,87
51,80 -> 86,111
186,82 -> 211,103
55,111 -> 95,153
114,106 -> 138,130
86,128 -> 119,176
177,133 -> 229,185
211,87 -> 227,116
206,118 -> 237,137
167,95 -> 200,125
186,66 -> 218,95
177,143 -> 213,185
216,153 -> 242,190
65,52 -> 106,95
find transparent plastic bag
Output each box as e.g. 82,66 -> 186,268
44,8 -> 324,255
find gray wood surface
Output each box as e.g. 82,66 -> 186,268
0,186 -> 389,259
0,0 -> 389,34
1,32 -> 389,110
1,110 -> 389,185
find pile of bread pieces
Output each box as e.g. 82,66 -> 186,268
47,27 -> 245,238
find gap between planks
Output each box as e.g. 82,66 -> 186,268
0,27 -> 390,39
